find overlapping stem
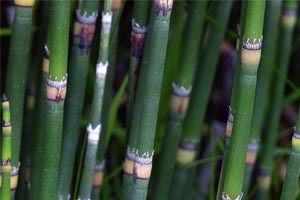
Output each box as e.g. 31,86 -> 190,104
37,1 -> 70,199
222,0 -> 266,199
77,0 -> 113,198
57,1 -> 99,198
121,1 -> 150,199
28,45 -> 50,200
92,2 -> 124,198
280,108 -> 300,200
1,95 -> 12,200
4,0 -> 35,188
255,1 -> 297,198
152,1 -> 207,199
216,2 -> 247,198
126,0 -> 150,144
169,1 -> 232,199
243,0 -> 282,196
121,0 -> 173,199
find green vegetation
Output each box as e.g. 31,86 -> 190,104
1,1 -> 299,199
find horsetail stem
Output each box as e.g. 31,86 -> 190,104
280,108 -> 300,200
169,2 -> 232,199
58,0 -> 99,198
255,1 -> 297,199
121,1 -> 150,199
152,1 -> 208,199
38,1 -> 70,199
28,45 -> 50,200
4,1 -> 35,189
126,0 -> 150,144
216,3 -> 247,198
222,0 -> 266,199
121,0 -> 173,199
1,95 -> 12,200
243,0 -> 282,196
77,0 -> 113,198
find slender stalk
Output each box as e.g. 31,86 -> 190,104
216,3 -> 247,198
28,45 -> 49,200
77,0 -> 113,199
121,1 -> 150,199
242,0 -> 282,196
121,1 -> 173,199
4,0 -> 35,190
92,2 -> 125,198
126,0 -> 150,144
255,1 -> 297,199
37,1 -> 70,199
1,95 -> 11,200
169,2 -> 232,200
57,1 -> 99,198
156,1 -> 185,144
152,1 -> 207,199
222,1 -> 266,199
280,108 -> 300,200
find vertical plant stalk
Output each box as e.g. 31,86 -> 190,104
121,1 -> 150,199
280,108 -> 300,200
156,1 -> 185,146
152,1 -> 207,199
4,0 -> 35,189
169,2 -> 232,199
1,95 -> 12,200
121,1 -> 173,199
92,2 -> 125,198
126,0 -> 150,143
222,0 -> 266,199
77,0 -> 113,199
216,2 -> 247,198
57,1 -> 99,198
243,0 -> 282,196
28,45 -> 49,200
255,1 -> 297,199
38,1 -> 70,199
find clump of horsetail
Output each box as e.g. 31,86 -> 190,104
77,0 -> 113,199
1,95 -> 12,200
242,0 -> 282,196
222,1 -> 266,199
280,107 -> 300,200
4,0 -> 35,190
152,1 -> 207,199
121,0 -> 173,199
28,45 -> 49,200
169,1 -> 232,199
57,0 -> 99,198
121,1 -> 150,199
256,1 -> 297,198
37,1 -> 70,199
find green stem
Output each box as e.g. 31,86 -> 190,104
37,1 -> 70,199
243,0 -> 282,196
280,110 -> 300,200
222,0 -> 266,199
121,1 -> 173,199
152,1 -> 207,199
57,1 -> 99,198
77,0 -> 113,198
169,2 -> 232,199
4,0 -> 35,181
2,95 -> 12,200
256,1 -> 297,199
